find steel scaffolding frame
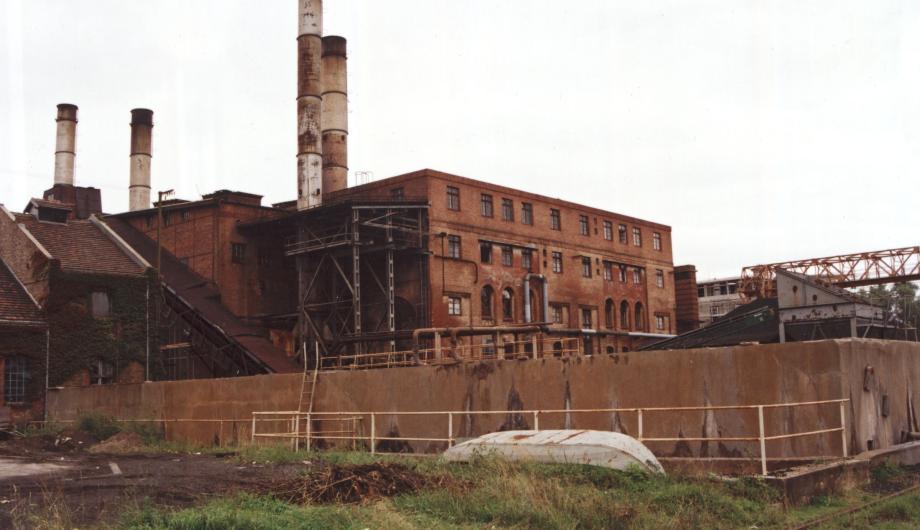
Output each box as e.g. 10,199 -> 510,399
287,201 -> 429,364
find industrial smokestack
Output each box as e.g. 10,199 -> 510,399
297,0 -> 323,209
321,36 -> 348,194
129,108 -> 153,211
53,104 -> 78,186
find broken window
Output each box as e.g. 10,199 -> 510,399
447,186 -> 460,211
3,357 -> 28,403
501,245 -> 513,267
603,221 -> 613,241
551,304 -> 564,324
522,249 -> 533,272
447,235 -> 461,259
581,307 -> 592,328
618,224 -> 627,244
481,285 -> 494,318
633,268 -> 641,284
581,256 -> 592,278
447,296 -> 462,316
231,242 -> 246,264
480,242 -> 492,264
605,299 -> 614,328
90,291 -> 111,318
579,215 -> 589,235
635,302 -> 644,330
391,187 -> 405,199
90,359 -> 115,385
603,261 -> 613,281
502,288 -> 514,320
619,265 -> 627,283
552,252 -> 563,273
501,198 -> 514,221
521,202 -> 533,225
550,208 -> 561,231
480,193 -> 493,217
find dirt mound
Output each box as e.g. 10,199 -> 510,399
89,431 -> 145,454
0,429 -> 96,455
272,463 -> 439,505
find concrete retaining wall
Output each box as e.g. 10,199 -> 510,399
47,339 -> 919,458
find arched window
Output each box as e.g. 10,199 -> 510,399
481,285 -> 494,319
502,288 -> 514,320
620,300 -> 630,330
604,299 -> 615,329
635,302 -> 644,331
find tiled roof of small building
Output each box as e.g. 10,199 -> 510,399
0,259 -> 44,325
18,217 -> 145,276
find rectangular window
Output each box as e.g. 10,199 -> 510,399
181,210 -> 190,221
656,269 -> 664,288
603,261 -> 613,281
501,245 -> 513,267
619,265 -> 627,283
653,232 -> 662,251
391,187 -> 405,199
163,212 -> 171,227
618,224 -> 627,243
550,209 -> 561,231
656,315 -> 666,330
603,221 -> 613,241
501,198 -> 514,221
633,227 -> 642,246
579,215 -> 589,236
231,243 -> 246,264
581,308 -> 592,328
581,256 -> 592,278
522,249 -> 533,272
3,357 -> 28,403
447,186 -> 460,211
552,251 -> 563,273
480,194 -> 494,217
447,235 -> 461,259
447,296 -> 462,316
551,304 -> 564,324
521,202 -> 533,225
480,242 -> 492,264
633,268 -> 641,284
91,291 -> 111,318
710,304 -> 722,316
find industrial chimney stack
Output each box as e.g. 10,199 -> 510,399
53,103 -> 78,186
129,108 -> 154,211
297,0 -> 324,210
321,36 -> 348,194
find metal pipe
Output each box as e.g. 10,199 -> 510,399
129,108 -> 153,211
321,35 -> 347,194
297,0 -> 324,209
412,325 -> 546,361
53,103 -> 78,186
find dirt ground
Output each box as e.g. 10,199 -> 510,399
0,433 -> 305,529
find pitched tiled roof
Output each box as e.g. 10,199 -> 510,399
0,259 -> 44,325
18,217 -> 145,276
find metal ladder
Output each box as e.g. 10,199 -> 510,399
295,343 -> 359,451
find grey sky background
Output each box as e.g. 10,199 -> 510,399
2,0 -> 918,279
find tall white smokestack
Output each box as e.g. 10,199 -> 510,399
129,108 -> 153,211
54,103 -> 78,186
321,36 -> 348,194
297,0 -> 323,209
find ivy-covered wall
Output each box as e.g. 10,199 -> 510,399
45,267 -> 160,387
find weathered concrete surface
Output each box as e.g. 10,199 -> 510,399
46,339 -> 920,459
0,457 -> 70,480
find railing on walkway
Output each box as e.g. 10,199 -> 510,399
320,337 -> 582,371
252,398 -> 850,476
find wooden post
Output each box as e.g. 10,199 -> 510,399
840,401 -> 848,458
448,412 -> 454,447
758,405 -> 768,476
533,411 -> 540,431
637,409 -> 643,441
370,413 -> 377,454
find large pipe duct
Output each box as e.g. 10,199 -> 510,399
53,104 -> 78,186
129,108 -> 153,211
297,0 -> 324,210
321,35 -> 348,193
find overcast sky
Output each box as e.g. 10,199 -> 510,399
2,0 -> 918,278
